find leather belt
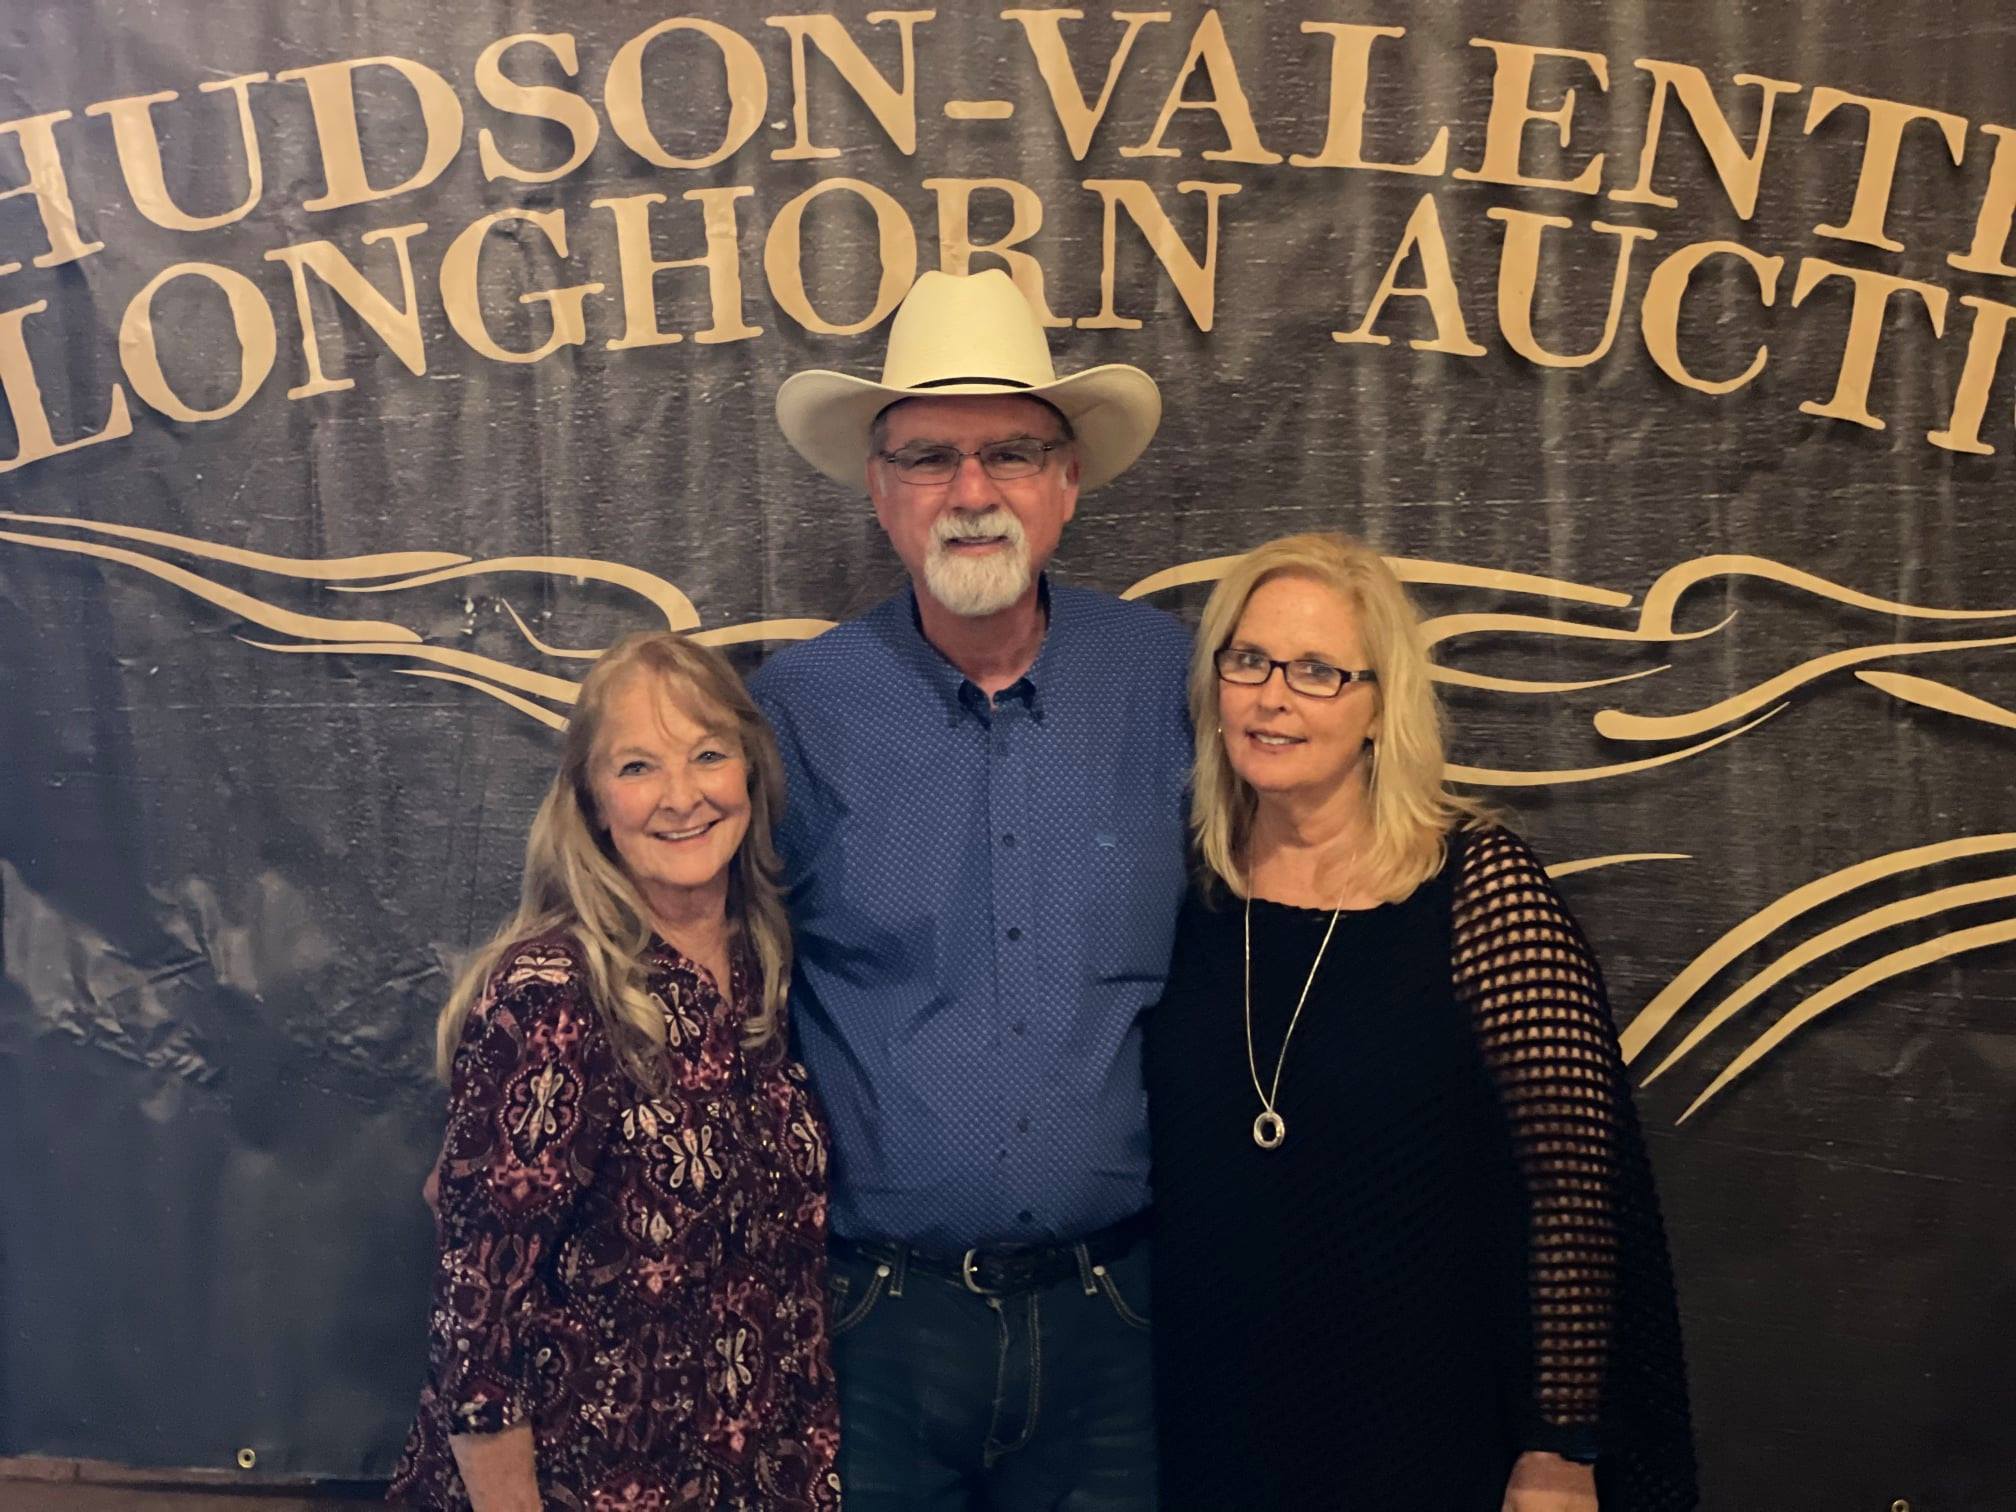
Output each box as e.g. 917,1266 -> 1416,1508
834,1210 -> 1149,1297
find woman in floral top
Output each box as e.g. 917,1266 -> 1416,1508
389,632 -> 839,1512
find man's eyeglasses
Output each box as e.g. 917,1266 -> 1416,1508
877,439 -> 1068,486
1214,647 -> 1378,699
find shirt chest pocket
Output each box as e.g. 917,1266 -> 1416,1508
1084,827 -> 1186,983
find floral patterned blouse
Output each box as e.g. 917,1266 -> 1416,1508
388,931 -> 840,1511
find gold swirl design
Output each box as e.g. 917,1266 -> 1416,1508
1419,609 -> 1728,650
1618,833 -> 2016,1063
1621,834 -> 2016,1122
329,556 -> 703,632
1633,554 -> 2016,636
1594,632 -> 2016,742
240,639 -> 584,703
1857,670 -> 2016,732
9,518 -> 2016,788
1120,552 -> 1636,608
1433,666 -> 1669,695
1543,852 -> 1691,879
1448,707 -> 1785,786
2,512 -> 832,721
502,601 -> 604,660
496,599 -> 834,657
400,669 -> 570,730
1,526 -> 421,644
690,618 -> 838,646
0,510 -> 467,578
1676,915 -> 2016,1123
1641,872 -> 2016,1090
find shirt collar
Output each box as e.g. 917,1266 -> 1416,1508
900,575 -> 1058,723
644,929 -> 751,1010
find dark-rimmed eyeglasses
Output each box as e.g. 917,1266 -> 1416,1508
1214,647 -> 1377,699
877,439 -> 1068,486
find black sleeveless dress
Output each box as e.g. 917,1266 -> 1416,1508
1145,827 -> 1695,1512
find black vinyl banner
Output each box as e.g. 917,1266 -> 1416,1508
2,1 -> 2013,1505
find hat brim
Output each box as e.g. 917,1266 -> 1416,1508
775,365 -> 1161,493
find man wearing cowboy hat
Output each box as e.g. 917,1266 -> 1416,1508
751,269 -> 1189,1509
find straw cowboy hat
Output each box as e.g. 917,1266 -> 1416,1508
775,269 -> 1162,493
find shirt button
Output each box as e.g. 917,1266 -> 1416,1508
1001,833 -> 1017,848
1016,1117 -> 1030,1133
1018,1209 -> 1035,1224
1006,927 -> 1023,942
1011,1021 -> 1027,1036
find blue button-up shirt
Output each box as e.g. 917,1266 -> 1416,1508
750,581 -> 1192,1247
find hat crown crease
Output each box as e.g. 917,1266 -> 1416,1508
879,270 -> 1058,390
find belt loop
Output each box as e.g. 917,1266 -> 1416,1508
1073,1240 -> 1098,1296
888,1243 -> 909,1299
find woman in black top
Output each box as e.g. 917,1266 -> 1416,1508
1146,533 -> 1695,1512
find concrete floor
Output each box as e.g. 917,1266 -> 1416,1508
0,1460 -> 387,1510
4,1492 -> 385,1511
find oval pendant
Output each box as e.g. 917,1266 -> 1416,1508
1252,1110 -> 1286,1149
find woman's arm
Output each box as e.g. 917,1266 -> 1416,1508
1451,828 -> 1628,1489
422,942 -> 619,1494
448,1423 -> 541,1512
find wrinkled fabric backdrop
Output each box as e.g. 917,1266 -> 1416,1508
1,1 -> 2012,1506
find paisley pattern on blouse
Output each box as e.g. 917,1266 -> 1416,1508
388,932 -> 840,1511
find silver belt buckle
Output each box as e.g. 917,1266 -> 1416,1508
960,1247 -> 996,1296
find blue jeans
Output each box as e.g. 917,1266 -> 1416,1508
826,1234 -> 1158,1510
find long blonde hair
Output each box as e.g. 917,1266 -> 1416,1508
434,632 -> 793,1090
1190,533 -> 1490,901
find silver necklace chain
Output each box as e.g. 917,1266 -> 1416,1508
1242,887 -> 1346,1151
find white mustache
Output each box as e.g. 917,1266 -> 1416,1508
933,509 -> 1025,546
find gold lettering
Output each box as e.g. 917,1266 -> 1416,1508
475,33 -> 599,184
1610,59 -> 1800,219
1333,193 -> 1486,355
605,18 -> 766,170
1950,124 -> 2016,276
264,224 -> 429,399
1927,295 -> 2016,455
1489,209 -> 1655,369
1000,9 -> 1170,161
119,262 -> 278,422
768,11 -> 935,160
439,208 -> 604,363
275,57 -> 465,213
763,178 -> 918,335
85,75 -> 270,232
0,113 -> 103,276
1453,39 -> 1610,196
1791,257 -> 1949,429
1640,240 -> 1784,395
1804,88 -> 1967,252
0,300 -> 132,473
1290,23 -> 1446,176
591,189 -> 760,349
1122,8 -> 1281,164
1078,179 -> 1241,331
924,176 -> 1067,327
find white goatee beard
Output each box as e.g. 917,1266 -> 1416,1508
923,511 -> 1033,617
